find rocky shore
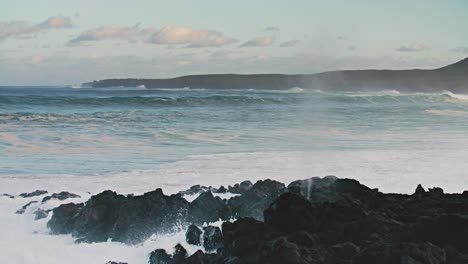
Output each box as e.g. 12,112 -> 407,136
44,176 -> 468,263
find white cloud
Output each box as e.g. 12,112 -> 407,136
39,16 -> 72,29
239,36 -> 275,48
279,40 -> 300,48
395,42 -> 426,52
0,16 -> 73,41
69,25 -> 237,48
68,25 -> 151,44
147,26 -> 237,47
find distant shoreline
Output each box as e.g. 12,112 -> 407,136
86,57 -> 468,93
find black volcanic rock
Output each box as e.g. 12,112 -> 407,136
19,190 -> 48,198
228,179 -> 285,220
203,226 -> 223,251
146,177 -> 468,264
188,191 -> 227,224
86,58 -> 468,93
15,201 -> 38,214
41,191 -> 80,203
149,249 -> 172,264
185,224 -> 202,245
48,189 -> 190,244
228,181 -> 253,194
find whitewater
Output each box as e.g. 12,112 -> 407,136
1,86 -> 468,263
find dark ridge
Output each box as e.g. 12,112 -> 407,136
85,58 -> 468,93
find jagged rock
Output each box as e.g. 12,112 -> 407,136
19,190 -> 48,198
228,179 -> 285,220
188,191 -> 227,223
203,226 -> 223,251
215,186 -> 227,193
414,184 -> 426,196
48,189 -> 190,244
173,244 -> 188,262
149,249 -> 172,264
41,191 -> 80,203
185,224 -> 202,245
33,208 -> 50,220
146,177 -> 468,264
2,193 -> 14,198
228,180 -> 253,194
15,201 -> 38,214
178,185 -> 210,196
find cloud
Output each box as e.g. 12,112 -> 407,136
449,46 -> 468,53
147,26 -> 237,47
264,26 -> 279,32
395,42 -> 426,52
0,16 -> 73,41
39,16 -> 72,29
0,21 -> 39,40
69,25 -> 236,48
239,36 -> 275,48
68,25 -> 152,45
279,39 -> 300,48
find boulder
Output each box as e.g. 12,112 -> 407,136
188,191 -> 228,223
203,226 -> 223,251
185,224 -> 202,245
228,179 -> 285,220
149,249 -> 172,264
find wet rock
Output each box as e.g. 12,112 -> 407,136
173,244 -> 188,262
146,177 -> 468,264
2,193 -> 14,199
19,190 -> 48,198
228,180 -> 253,194
178,185 -> 210,196
228,179 -> 285,220
42,191 -> 80,203
185,224 -> 202,245
15,201 -> 38,214
48,189 -> 190,244
188,191 -> 228,223
47,202 -> 84,234
203,226 -> 223,251
215,185 -> 227,193
149,249 -> 172,264
33,208 -> 50,220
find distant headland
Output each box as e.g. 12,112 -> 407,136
85,58 -> 468,93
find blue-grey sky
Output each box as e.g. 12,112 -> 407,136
1,0 -> 467,85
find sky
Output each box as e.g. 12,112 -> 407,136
1,0 -> 468,85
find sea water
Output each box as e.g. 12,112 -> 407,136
1,86 -> 468,263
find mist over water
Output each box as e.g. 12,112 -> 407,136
1,86 -> 468,263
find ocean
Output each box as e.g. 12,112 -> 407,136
1,86 -> 468,263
